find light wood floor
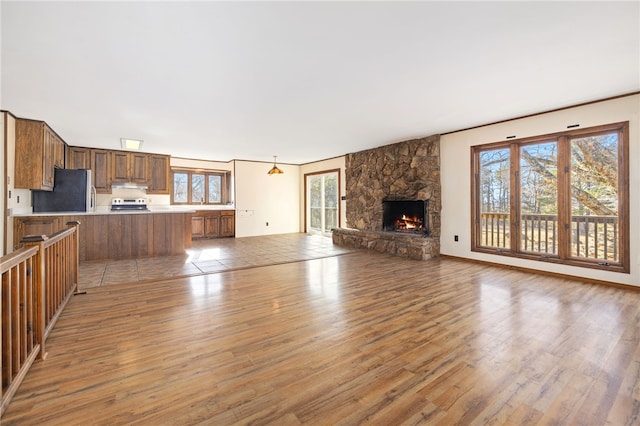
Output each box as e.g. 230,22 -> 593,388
3,246 -> 640,425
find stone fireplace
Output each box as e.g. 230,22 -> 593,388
332,135 -> 440,260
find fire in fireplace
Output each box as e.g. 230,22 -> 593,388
382,200 -> 429,235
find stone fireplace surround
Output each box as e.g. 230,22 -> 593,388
332,134 -> 441,260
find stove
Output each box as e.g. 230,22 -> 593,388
111,198 -> 149,211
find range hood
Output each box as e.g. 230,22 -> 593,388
111,182 -> 148,190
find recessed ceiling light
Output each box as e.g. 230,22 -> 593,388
121,138 -> 143,150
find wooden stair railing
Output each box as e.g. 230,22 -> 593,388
0,221 -> 80,418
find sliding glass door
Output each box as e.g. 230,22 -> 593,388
306,171 -> 339,235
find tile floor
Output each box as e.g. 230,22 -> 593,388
78,233 -> 355,290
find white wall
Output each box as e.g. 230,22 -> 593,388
299,156 -> 346,232
234,160 -> 300,238
440,94 -> 640,286
0,113 -> 4,256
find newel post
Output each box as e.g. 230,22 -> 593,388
66,221 -> 81,294
21,235 -> 48,360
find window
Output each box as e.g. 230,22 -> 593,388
471,122 -> 629,273
171,168 -> 231,205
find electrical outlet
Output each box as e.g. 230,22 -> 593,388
454,235 -> 459,242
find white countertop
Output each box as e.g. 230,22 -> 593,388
13,205 -> 235,217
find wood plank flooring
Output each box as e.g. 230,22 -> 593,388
3,249 -> 640,425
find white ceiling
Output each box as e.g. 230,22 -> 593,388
2,1 -> 638,165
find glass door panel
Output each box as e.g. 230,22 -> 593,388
570,132 -> 619,261
519,141 -> 558,255
307,171 -> 339,236
479,148 -> 510,249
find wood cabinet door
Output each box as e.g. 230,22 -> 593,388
220,213 -> 235,237
111,151 -> 130,182
42,125 -> 56,188
131,153 -> 148,183
53,134 -> 65,169
191,216 -> 205,238
147,154 -> 170,194
204,215 -> 220,238
92,149 -> 112,193
15,119 -> 44,190
67,146 -> 91,169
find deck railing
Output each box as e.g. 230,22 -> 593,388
0,221 -> 80,417
480,213 -> 618,261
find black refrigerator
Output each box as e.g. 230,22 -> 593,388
32,169 -> 93,213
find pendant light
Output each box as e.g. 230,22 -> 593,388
267,155 -> 284,175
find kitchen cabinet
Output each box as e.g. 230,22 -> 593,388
192,210 -> 235,239
220,211 -> 235,237
53,133 -> 65,169
112,151 -> 147,184
147,154 -> 170,194
60,145 -> 171,194
15,212 -> 192,261
191,216 -> 205,238
92,149 -> 112,193
66,146 -> 91,169
13,216 -> 65,251
204,215 -> 220,238
15,118 -> 66,190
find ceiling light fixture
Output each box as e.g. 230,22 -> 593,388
121,138 -> 143,150
267,155 -> 284,175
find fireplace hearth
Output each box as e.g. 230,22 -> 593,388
383,200 -> 429,235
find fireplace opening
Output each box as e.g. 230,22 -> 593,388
382,200 -> 429,235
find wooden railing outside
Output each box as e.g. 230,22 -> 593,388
480,213 -> 619,261
0,221 -> 80,417
521,214 -> 558,254
480,213 -> 510,248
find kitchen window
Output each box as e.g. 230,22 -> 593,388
171,169 -> 231,205
471,122 -> 629,273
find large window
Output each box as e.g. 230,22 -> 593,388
172,169 -> 231,205
472,122 -> 629,272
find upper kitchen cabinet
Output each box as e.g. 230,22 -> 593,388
111,151 -> 148,184
15,118 -> 66,191
66,146 -> 91,169
147,154 -> 170,194
92,149 -> 112,193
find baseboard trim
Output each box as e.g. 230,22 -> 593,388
439,254 -> 640,291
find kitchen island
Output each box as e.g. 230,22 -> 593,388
13,210 -> 193,261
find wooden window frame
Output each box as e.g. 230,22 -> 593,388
170,168 -> 231,206
471,121 -> 629,273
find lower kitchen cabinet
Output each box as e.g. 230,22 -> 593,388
191,216 -> 205,238
14,212 -> 193,261
192,210 -> 235,239
13,216 -> 66,251
220,211 -> 235,237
